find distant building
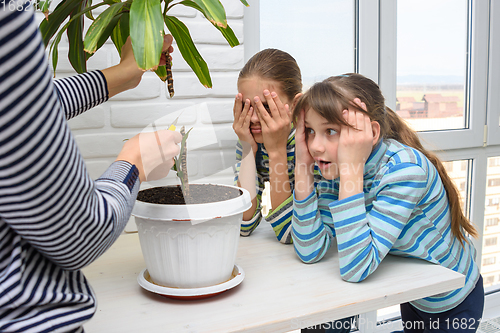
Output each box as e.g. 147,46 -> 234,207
423,94 -> 461,118
396,93 -> 461,118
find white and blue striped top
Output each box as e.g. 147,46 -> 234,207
292,139 -> 479,313
1,2 -> 140,332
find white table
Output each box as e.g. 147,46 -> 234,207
82,223 -> 465,333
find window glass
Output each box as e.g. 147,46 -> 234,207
260,0 -> 355,90
396,0 -> 468,131
483,157 -> 500,288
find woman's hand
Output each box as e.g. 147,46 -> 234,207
102,34 -> 174,98
233,93 -> 258,153
253,90 -> 291,154
116,129 -> 182,182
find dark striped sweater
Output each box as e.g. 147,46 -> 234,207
1,2 -> 140,331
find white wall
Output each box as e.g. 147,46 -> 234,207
35,0 -> 246,188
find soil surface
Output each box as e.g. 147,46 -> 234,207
137,184 -> 242,205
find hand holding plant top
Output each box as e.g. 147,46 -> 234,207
39,0 -> 249,93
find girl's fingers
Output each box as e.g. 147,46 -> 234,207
253,96 -> 270,125
233,93 -> 242,118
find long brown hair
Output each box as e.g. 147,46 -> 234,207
238,48 -> 302,102
293,73 -> 477,244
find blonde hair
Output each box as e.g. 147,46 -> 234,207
293,73 -> 477,244
238,48 -> 302,102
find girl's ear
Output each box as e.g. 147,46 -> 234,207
291,93 -> 303,110
371,121 -> 381,145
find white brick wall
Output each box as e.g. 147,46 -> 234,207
36,0 -> 246,188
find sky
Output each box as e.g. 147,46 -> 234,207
259,0 -> 468,85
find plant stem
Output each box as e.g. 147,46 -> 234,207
180,126 -> 189,198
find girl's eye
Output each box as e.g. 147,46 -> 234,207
327,129 -> 337,136
263,104 -> 271,114
305,127 -> 314,135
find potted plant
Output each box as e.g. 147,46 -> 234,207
132,125 -> 251,290
38,0 -> 248,94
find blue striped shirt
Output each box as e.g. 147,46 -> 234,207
1,2 -> 140,331
292,139 -> 479,313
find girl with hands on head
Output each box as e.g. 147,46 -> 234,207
292,73 -> 483,333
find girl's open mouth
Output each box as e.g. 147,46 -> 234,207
250,127 -> 262,134
316,159 -> 331,168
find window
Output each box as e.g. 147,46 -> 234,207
486,218 -> 499,227
483,257 -> 496,266
258,0 -> 355,89
489,158 -> 500,167
396,0 -> 468,132
488,178 -> 500,187
488,198 -> 500,207
485,237 -> 498,247
485,275 -> 495,284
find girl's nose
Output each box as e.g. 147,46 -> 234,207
250,106 -> 259,123
308,135 -> 325,154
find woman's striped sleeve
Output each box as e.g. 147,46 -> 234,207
54,71 -> 109,120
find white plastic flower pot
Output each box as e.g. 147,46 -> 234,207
132,184 -> 251,288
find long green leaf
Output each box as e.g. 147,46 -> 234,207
111,11 -> 130,56
39,0 -> 81,47
214,24 -> 239,47
177,1 -> 238,46
189,0 -> 227,27
130,0 -> 164,70
165,15 -> 212,88
50,21 -> 70,74
67,3 -> 87,74
239,0 -> 249,6
84,2 -> 124,54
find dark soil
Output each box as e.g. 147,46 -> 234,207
137,184 -> 242,205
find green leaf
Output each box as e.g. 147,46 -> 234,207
130,0 -> 164,70
111,11 -> 130,56
50,21 -> 70,74
165,16 -> 212,88
188,0 -> 227,28
39,0 -> 81,47
154,65 -> 168,81
214,23 -> 239,47
84,0 -> 95,21
84,2 -> 124,54
67,3 -> 87,74
178,0 -> 238,47
239,0 -> 249,6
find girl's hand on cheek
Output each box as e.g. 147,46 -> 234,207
295,109 -> 315,167
233,93 -> 257,152
337,99 -> 374,173
254,90 -> 291,153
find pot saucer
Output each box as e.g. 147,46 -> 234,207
137,264 -> 244,300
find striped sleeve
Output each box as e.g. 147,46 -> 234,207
0,3 -> 139,331
234,140 -> 264,236
330,163 -> 428,282
266,195 -> 293,244
292,181 -> 336,263
54,71 -> 109,120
